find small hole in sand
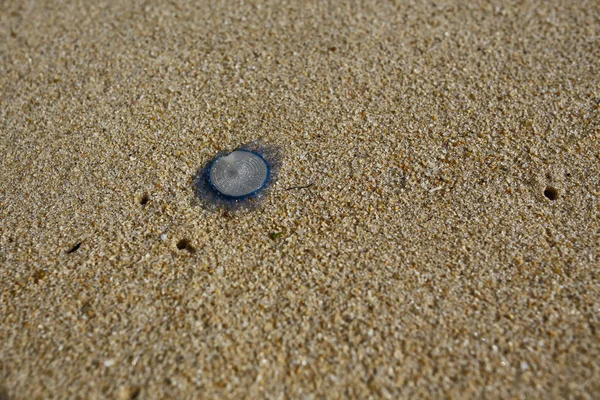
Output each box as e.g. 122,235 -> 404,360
140,193 -> 149,205
119,386 -> 141,400
128,387 -> 141,400
544,186 -> 559,201
67,242 -> 82,254
176,239 -> 196,253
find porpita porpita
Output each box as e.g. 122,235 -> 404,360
194,142 -> 281,210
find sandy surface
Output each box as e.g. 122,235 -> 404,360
1,0 -> 599,398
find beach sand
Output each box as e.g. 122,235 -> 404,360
1,0 -> 599,398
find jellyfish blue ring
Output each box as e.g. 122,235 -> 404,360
205,149 -> 271,200
194,141 -> 281,210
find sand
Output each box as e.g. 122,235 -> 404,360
1,0 -> 599,398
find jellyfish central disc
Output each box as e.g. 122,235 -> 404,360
209,150 -> 269,198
